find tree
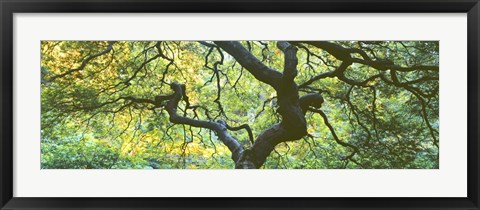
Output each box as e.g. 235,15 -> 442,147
41,41 -> 439,169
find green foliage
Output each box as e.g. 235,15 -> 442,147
41,41 -> 439,169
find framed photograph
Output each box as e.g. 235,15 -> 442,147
1,0 -> 479,209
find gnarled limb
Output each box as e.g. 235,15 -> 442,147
214,41 -> 283,89
245,92 -> 325,168
233,42 -> 326,168
165,82 -> 245,162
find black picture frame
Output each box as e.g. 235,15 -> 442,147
1,0 -> 479,209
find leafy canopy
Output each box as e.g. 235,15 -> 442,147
41,41 -> 439,169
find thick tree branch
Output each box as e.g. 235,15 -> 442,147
214,41 -> 283,89
224,123 -> 254,145
277,41 -> 298,83
165,82 -> 244,162
294,41 -> 438,72
299,93 -> 324,113
245,92 -> 323,168
337,73 -> 383,87
298,61 -> 352,89
227,41 -> 311,168
351,58 -> 439,72
292,41 -> 352,61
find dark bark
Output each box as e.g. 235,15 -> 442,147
215,41 -> 323,168
165,82 -> 244,162
213,41 -> 283,90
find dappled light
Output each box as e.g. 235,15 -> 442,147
41,41 -> 439,169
